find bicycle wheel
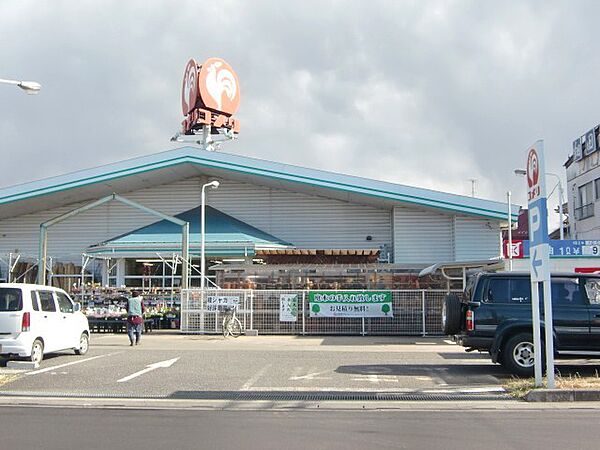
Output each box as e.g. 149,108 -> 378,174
222,316 -> 231,338
230,317 -> 242,338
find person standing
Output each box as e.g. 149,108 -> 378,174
126,291 -> 145,346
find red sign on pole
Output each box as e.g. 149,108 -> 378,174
527,148 -> 540,201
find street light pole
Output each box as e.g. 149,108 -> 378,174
200,180 -> 220,290
546,172 -> 565,240
515,169 -> 565,240
507,191 -> 513,271
0,78 -> 42,94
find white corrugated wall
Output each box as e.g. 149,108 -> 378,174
454,215 -> 501,260
0,176 -> 393,261
0,178 -> 204,261
393,206 -> 455,263
392,207 -> 501,264
209,182 -> 392,249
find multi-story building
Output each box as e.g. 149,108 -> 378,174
566,123 -> 600,239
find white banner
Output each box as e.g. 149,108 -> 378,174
206,295 -> 240,312
279,294 -> 299,322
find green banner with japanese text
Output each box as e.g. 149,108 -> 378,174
308,291 -> 393,318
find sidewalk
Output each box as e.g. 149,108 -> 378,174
89,333 -> 455,352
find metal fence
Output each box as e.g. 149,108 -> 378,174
181,289 -> 459,336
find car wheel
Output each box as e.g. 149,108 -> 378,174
75,333 -> 89,355
442,294 -> 462,335
502,332 -> 542,377
30,339 -> 44,365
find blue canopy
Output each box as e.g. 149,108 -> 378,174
87,206 -> 291,257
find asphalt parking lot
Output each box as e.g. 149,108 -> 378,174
1,333 -> 598,399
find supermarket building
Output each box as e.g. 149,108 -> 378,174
0,147 -> 517,290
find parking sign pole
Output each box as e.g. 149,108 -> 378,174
530,280 -> 543,387
542,280 -> 556,388
526,140 -> 555,388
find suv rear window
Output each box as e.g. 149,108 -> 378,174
485,278 -> 530,303
0,288 -> 23,311
485,277 -> 585,305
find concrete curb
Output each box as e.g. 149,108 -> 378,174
525,389 -> 600,402
1,395 -> 600,411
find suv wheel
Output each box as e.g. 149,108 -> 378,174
502,332 -> 541,377
442,294 -> 462,335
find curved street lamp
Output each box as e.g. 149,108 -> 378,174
0,78 -> 42,95
515,168 -> 566,240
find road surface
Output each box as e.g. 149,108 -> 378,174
0,406 -> 597,450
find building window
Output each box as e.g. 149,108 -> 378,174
595,178 -> 600,200
576,182 -> 595,220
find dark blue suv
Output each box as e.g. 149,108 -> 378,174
443,272 -> 600,377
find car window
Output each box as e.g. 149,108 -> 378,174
0,288 -> 23,311
551,278 -> 585,306
584,279 -> 600,305
486,279 -> 508,303
509,279 -> 531,303
38,291 -> 57,312
56,292 -> 74,313
30,291 -> 40,311
464,276 -> 476,300
486,278 -> 530,303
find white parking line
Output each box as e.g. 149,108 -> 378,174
25,352 -> 121,376
289,369 -> 331,381
240,364 -> 272,390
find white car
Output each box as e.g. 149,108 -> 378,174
0,283 -> 90,364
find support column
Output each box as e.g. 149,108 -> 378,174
116,258 -> 126,287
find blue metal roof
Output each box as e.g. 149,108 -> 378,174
93,205 -> 291,249
0,146 -> 519,220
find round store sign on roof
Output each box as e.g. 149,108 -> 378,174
198,58 -> 240,116
181,57 -> 240,117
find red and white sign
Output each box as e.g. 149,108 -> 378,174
181,59 -> 199,116
503,240 -> 524,259
527,147 -> 541,201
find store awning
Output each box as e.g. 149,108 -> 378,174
86,206 -> 292,257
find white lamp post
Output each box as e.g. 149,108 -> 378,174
515,169 -> 565,240
545,172 -> 566,240
507,191 -> 513,271
201,180 -> 220,290
0,78 -> 42,94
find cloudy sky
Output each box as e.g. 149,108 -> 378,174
0,1 -> 597,218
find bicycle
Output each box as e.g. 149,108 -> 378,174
221,305 -> 242,338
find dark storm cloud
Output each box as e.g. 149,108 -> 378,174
0,0 -> 598,214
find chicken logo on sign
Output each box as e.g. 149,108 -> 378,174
180,57 -> 240,135
199,59 -> 240,115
